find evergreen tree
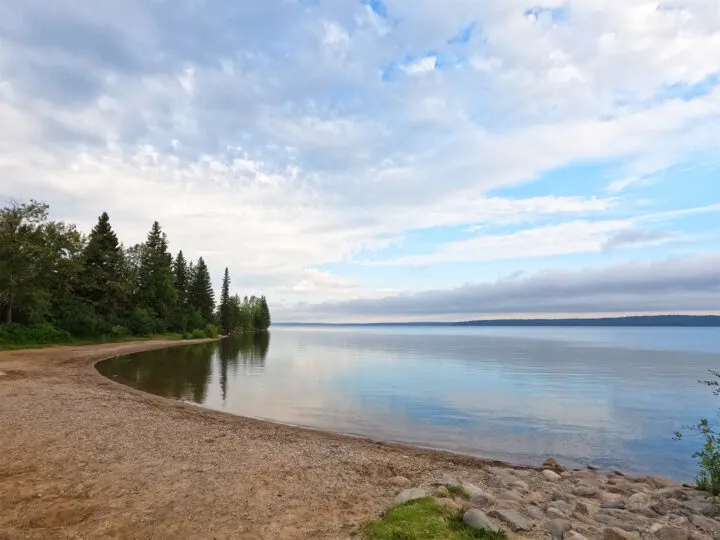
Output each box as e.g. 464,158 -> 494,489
219,267 -> 231,334
259,295 -> 271,330
77,212 -> 126,322
173,250 -> 189,308
137,221 -> 177,325
188,257 -> 215,324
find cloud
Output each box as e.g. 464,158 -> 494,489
278,254 -> 720,322
402,55 -> 437,75
602,229 -> 677,251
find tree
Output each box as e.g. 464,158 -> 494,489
219,267 -> 231,334
77,212 -> 126,322
188,257 -> 214,325
258,296 -> 271,330
136,221 -> 177,325
0,201 -> 56,323
173,251 -> 189,308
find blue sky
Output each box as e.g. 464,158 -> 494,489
0,0 -> 719,321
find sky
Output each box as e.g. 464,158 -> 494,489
1,0 -> 719,322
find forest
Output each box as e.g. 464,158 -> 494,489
0,200 -> 270,346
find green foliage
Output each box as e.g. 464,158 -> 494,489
0,200 -> 272,347
365,498 -> 507,540
0,323 -> 72,345
190,328 -> 206,339
676,370 -> 720,496
128,308 -> 160,337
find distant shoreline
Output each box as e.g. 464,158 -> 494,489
277,315 -> 720,327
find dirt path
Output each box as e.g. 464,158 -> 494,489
0,340 -> 515,540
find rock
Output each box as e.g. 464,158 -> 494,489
659,487 -> 689,501
603,527 -> 636,539
435,473 -> 459,486
463,509 -> 498,532
572,470 -> 599,482
650,499 -> 675,516
543,469 -> 562,481
547,506 -> 570,520
510,479 -> 529,491
647,476 -> 676,489
489,473 -> 516,489
600,492 -> 625,503
528,491 -> 549,504
459,482 -> 495,507
575,501 -> 590,515
389,476 -> 412,488
489,508 -> 534,532
513,468 -> 533,478
393,487 -> 428,506
653,525 -> 694,540
601,501 -> 627,510
567,532 -> 590,540
573,484 -> 598,498
595,513 -> 639,532
546,518 -> 572,539
613,470 -> 626,476
608,484 -> 634,495
552,490 -> 578,504
498,490 -> 525,504
434,485 -> 450,498
496,500 -> 522,510
682,499 -> 718,517
544,458 -> 563,471
522,505 -> 545,520
436,497 -> 462,511
547,499 -> 573,517
690,514 -> 720,536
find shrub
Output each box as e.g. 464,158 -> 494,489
110,325 -> 129,339
128,308 -> 159,337
0,323 -> 72,345
190,329 -> 206,339
676,370 -> 720,496
203,323 -> 219,338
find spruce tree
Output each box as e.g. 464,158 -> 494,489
219,267 -> 231,334
137,221 -> 177,325
188,257 -> 215,324
173,250 -> 189,308
78,212 -> 125,322
259,296 -> 271,330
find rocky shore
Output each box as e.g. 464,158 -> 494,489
384,458 -> 719,539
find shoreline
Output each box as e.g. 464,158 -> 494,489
1,340 -> 717,539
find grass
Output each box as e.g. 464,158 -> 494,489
0,333 -> 202,351
365,497 -> 507,540
445,485 -> 471,501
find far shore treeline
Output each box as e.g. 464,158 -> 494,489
0,200 -> 270,346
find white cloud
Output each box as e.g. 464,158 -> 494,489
402,55 -> 437,75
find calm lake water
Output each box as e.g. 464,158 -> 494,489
97,326 -> 720,480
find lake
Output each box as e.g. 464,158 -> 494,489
97,326 -> 720,481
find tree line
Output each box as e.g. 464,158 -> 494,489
0,200 -> 270,345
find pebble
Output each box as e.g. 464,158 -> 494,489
489,508 -> 535,532
463,509 -> 498,532
543,469 -> 562,481
392,487 -> 428,506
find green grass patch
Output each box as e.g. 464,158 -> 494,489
445,484 -> 471,501
365,497 -> 506,540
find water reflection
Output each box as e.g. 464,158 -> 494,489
218,332 -> 270,400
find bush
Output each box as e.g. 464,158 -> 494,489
0,323 -> 72,345
110,325 -> 129,339
676,370 -> 720,496
128,308 -> 160,337
53,299 -> 106,337
203,323 -> 219,338
189,329 -> 206,339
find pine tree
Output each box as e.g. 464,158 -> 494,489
137,221 -> 177,325
78,212 -> 126,322
188,257 -> 215,325
173,250 -> 189,308
219,267 -> 231,334
259,295 -> 271,330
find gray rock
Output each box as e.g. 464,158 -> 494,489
566,532 -> 590,540
601,501 -> 627,510
489,508 -> 534,532
546,518 -> 571,539
647,476 -> 677,489
389,476 -> 412,488
393,487 -> 428,506
594,513 -> 638,532
521,504 -> 545,520
548,499 -> 573,516
653,525 -> 694,540
572,470 -> 599,482
552,490 -> 578,504
658,487 -> 689,501
575,501 -> 590,516
436,497 -> 462,511
434,485 -> 450,498
460,481 -> 495,507
602,527 -> 636,539
690,514 -> 720,536
628,492 -> 651,511
573,484 -> 598,498
463,509 -> 498,532
547,507 -> 570,520
543,469 -> 562,481
682,499 -> 718,517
